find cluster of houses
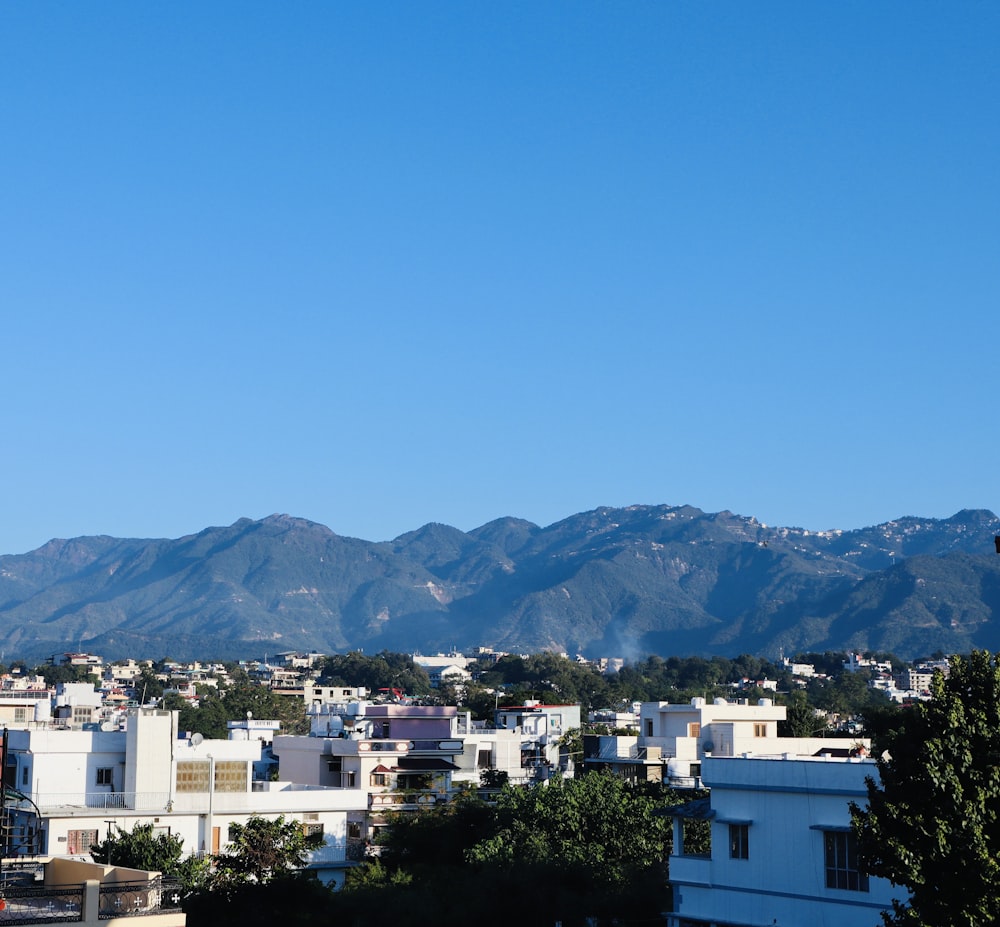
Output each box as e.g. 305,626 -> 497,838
0,649 -> 922,926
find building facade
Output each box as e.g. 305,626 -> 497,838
667,753 -> 898,927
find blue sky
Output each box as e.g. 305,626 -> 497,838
2,2 -> 998,555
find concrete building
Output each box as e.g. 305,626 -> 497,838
585,697 -> 864,788
411,653 -> 473,689
494,701 -> 581,774
666,752 -> 897,927
273,701 -> 463,854
4,708 -> 366,887
451,716 -> 534,786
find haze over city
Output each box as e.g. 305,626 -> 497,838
2,3 -> 997,557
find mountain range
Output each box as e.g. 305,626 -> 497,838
1,505 -> 999,664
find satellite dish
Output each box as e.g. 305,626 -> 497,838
702,740 -> 715,754
100,721 -> 117,732
191,733 -> 204,746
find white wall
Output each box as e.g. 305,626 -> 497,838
670,755 -> 898,927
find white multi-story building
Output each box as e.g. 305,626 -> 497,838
494,701 -> 581,773
666,752 -> 898,927
4,708 -> 367,886
585,697 -> 864,787
451,715 -> 533,786
274,701 -> 464,852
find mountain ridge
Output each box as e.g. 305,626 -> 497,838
1,505 -> 998,663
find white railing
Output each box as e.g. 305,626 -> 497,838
29,793 -> 172,812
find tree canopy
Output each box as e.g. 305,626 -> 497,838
337,773 -> 678,926
851,650 -> 1000,926
169,681 -> 307,738
211,815 -> 308,889
316,650 -> 432,695
90,823 -> 208,891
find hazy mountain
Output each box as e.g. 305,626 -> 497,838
1,506 -> 998,663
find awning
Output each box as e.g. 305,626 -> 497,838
371,764 -> 392,774
657,797 -> 715,820
393,757 -> 459,772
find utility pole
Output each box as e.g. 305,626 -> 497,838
1,728 -> 7,868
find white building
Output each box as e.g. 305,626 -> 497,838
494,701 -> 581,773
274,701 -> 464,852
451,715 -> 534,786
586,697 -> 864,787
411,653 -> 473,688
666,752 -> 897,927
5,708 -> 367,887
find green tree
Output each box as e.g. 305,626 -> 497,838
90,823 -> 208,891
317,650 -> 431,695
134,667 -> 165,703
778,691 -> 826,737
184,875 -> 334,927
346,774 -> 677,927
34,662 -> 101,687
466,772 -> 670,886
173,682 -> 307,739
210,815 -> 307,889
851,651 -> 1000,926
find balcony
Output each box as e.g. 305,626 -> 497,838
355,741 -> 409,753
18,793 -> 172,813
407,740 -> 463,753
368,790 -> 447,810
669,853 -> 713,887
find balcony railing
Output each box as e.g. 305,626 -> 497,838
0,884 -> 83,924
368,790 -> 446,810
98,880 -> 183,920
407,740 -> 462,753
25,793 -> 172,812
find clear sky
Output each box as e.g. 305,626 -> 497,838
2,2 -> 998,555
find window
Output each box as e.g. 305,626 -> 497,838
753,723 -> 767,737
301,822 -> 324,839
14,707 -> 28,722
370,773 -> 387,786
21,766 -> 29,787
477,749 -> 492,769
96,767 -> 113,786
688,722 -> 701,739
729,824 -> 749,859
380,721 -> 391,738
214,760 -> 248,793
176,760 -> 210,793
67,829 -> 99,855
645,719 -> 654,737
824,831 -> 869,892
73,706 -> 92,724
